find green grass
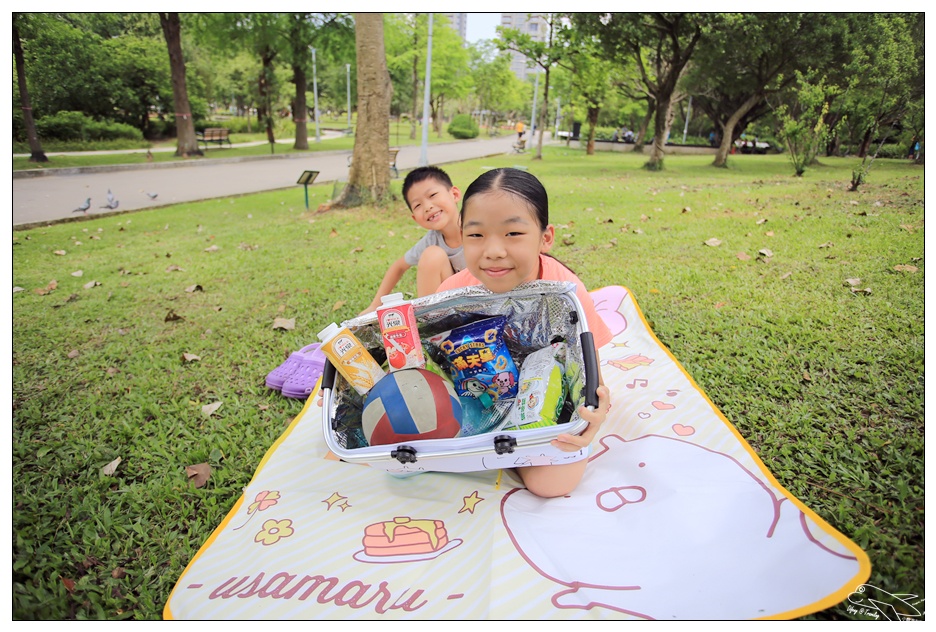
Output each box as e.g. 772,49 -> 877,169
13,121 -> 468,171
12,149 -> 924,619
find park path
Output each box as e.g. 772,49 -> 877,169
12,134 -> 525,227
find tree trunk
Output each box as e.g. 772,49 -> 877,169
334,13 -> 392,208
12,16 -> 47,162
712,94 -> 761,168
646,97 -> 671,169
292,63 -> 309,150
857,127 -> 873,158
258,48 -> 277,146
534,68 -> 550,160
634,99 -> 654,151
585,105 -> 600,155
159,13 -> 202,157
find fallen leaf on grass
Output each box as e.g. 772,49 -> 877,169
704,238 -> 722,247
204,245 -> 219,253
238,243 -> 259,251
758,248 -> 774,258
182,353 -> 201,362
272,317 -> 295,330
165,310 -> 184,322
714,302 -> 727,309
780,272 -> 793,280
62,577 -> 76,593
350,247 -> 363,254
186,463 -> 212,488
83,280 -> 101,290
844,278 -> 861,287
682,207 -> 691,213
850,287 -> 872,295
329,228 -> 339,238
201,401 -> 222,416
756,218 -> 768,225
34,280 -> 58,295
54,250 -> 67,256
13,287 -> 24,293
900,224 -> 915,233
562,234 -> 576,245
893,264 -> 918,273
818,242 -> 834,248
332,300 -> 347,312
258,404 -> 270,411
736,252 -> 752,261
112,567 -> 127,579
106,367 -> 119,375
185,284 -> 203,293
765,231 -> 774,237
71,270 -> 84,277
67,350 -> 80,359
101,457 -> 122,476
166,265 -> 185,272
803,371 -> 811,382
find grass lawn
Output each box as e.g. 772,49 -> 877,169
11,148 -> 924,620
12,121 -> 469,172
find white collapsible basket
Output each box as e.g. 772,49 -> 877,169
321,281 -> 600,473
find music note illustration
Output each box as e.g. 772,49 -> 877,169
626,379 -> 649,389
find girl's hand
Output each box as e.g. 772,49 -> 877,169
551,385 -> 611,452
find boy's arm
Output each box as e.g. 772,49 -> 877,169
360,257 -> 411,315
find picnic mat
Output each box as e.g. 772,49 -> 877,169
164,286 -> 870,620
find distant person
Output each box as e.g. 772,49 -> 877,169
361,166 -> 464,314
516,120 -> 525,139
624,129 -> 635,143
709,130 -> 716,147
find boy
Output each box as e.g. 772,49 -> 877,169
360,166 -> 464,314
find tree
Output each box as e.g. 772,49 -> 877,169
159,13 -> 202,156
576,13 -> 710,170
498,13 -> 570,160
468,42 -> 526,130
689,14 -> 854,168
12,13 -> 48,162
333,13 -> 392,207
775,71 -> 843,177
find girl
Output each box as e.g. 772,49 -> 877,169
437,168 -> 613,498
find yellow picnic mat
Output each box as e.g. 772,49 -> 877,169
164,286 -> 870,620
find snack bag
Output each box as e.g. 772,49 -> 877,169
428,316 -> 519,409
508,344 -> 567,429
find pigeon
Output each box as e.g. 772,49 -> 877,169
144,191 -> 158,200
100,198 -> 119,210
73,198 -> 91,214
106,189 -> 116,206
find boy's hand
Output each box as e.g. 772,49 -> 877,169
551,385 -> 611,452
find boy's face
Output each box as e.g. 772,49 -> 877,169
405,178 -> 461,232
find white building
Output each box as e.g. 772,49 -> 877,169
444,13 -> 468,43
500,13 -> 547,81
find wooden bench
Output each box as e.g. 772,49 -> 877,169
197,128 -> 232,150
512,138 -> 527,153
347,148 -> 400,179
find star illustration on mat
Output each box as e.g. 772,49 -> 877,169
459,491 -> 484,514
337,500 -> 352,512
322,492 -> 348,511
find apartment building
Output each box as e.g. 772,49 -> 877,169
500,13 -> 547,81
444,13 -> 468,42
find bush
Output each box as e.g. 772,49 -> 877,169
35,111 -> 143,142
447,114 -> 479,139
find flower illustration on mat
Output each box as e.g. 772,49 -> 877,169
233,490 -> 281,530
255,518 -> 294,546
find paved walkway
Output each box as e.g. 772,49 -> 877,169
13,134 -> 527,227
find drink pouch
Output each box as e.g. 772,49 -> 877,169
428,316 -> 519,409
507,345 -> 567,429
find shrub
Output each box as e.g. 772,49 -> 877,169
448,114 -> 479,139
35,111 -> 143,142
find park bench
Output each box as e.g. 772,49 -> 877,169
347,147 -> 400,179
197,128 -> 232,150
512,138 -> 527,154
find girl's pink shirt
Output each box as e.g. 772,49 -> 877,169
436,254 -> 613,348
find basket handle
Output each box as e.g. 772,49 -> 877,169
322,359 -> 337,390
579,331 -> 600,410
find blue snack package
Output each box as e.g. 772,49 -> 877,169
428,316 -> 519,409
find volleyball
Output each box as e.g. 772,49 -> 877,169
362,369 -> 463,446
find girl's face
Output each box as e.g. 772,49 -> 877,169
461,191 -> 555,293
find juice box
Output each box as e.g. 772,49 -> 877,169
377,293 -> 426,372
317,323 -> 385,395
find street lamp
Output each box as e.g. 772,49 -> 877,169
529,69 -> 540,138
346,63 -> 351,131
310,47 -> 321,143
419,13 -> 434,167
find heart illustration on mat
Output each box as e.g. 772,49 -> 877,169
638,412 -> 651,419
672,424 -> 695,436
652,401 -> 676,410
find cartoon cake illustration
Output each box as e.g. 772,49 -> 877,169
354,516 -> 462,563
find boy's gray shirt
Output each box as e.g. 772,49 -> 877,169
404,230 -> 466,272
